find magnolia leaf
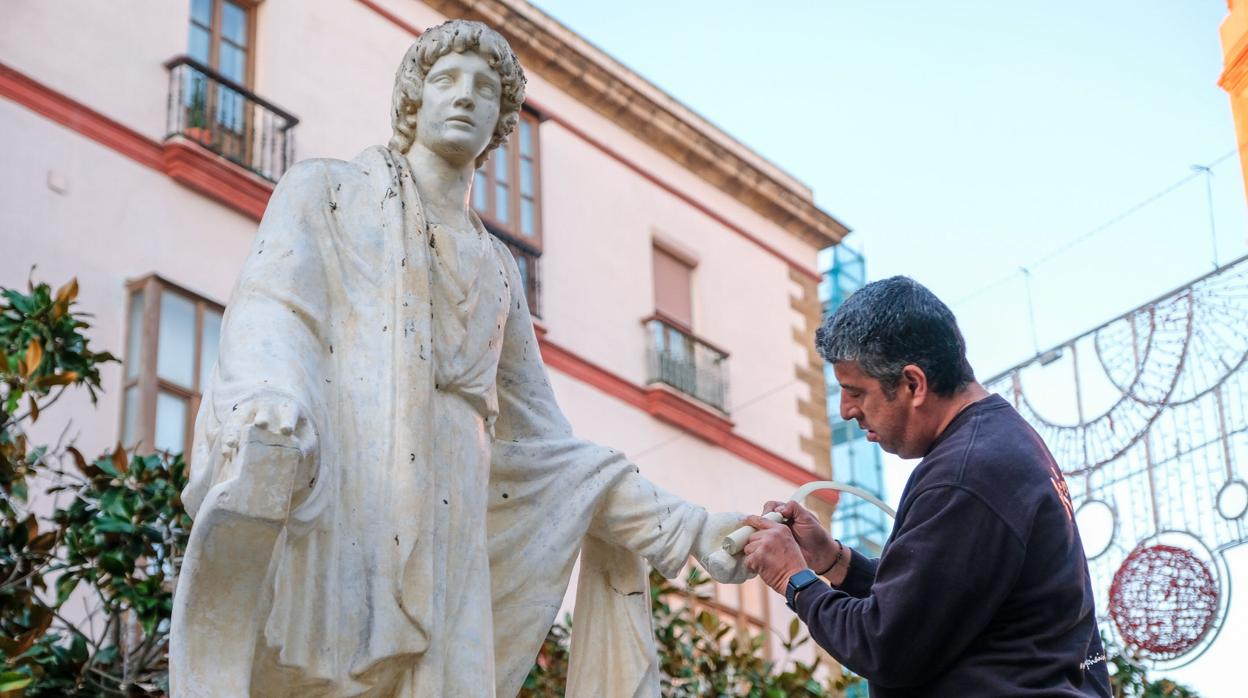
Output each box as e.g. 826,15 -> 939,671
20,339 -> 42,378
55,574 -> 79,606
66,445 -> 97,478
0,347 -> 8,374
54,277 -> 79,308
697,610 -> 717,632
32,371 -> 78,389
95,516 -> 137,534
0,672 -> 33,692
12,607 -> 52,655
28,531 -> 56,552
112,443 -> 128,475
788,617 -> 800,643
27,394 -> 39,423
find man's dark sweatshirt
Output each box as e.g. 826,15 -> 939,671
794,394 -> 1111,696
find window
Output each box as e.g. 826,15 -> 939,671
644,243 -> 729,410
120,275 -> 223,457
189,0 -> 256,87
652,244 -> 694,330
474,111 -> 542,316
182,0 -> 261,167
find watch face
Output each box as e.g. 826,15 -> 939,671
790,569 -> 818,589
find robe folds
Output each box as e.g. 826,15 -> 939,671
172,146 -> 743,697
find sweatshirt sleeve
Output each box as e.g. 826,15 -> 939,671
794,486 -> 1025,688
833,547 -> 878,598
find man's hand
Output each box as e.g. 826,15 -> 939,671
742,515 -> 808,595
762,500 -> 838,573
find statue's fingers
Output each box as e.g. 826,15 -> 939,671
222,419 -> 240,451
253,403 -> 277,431
275,402 -> 297,436
223,406 -> 246,449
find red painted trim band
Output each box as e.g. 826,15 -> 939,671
0,62 -> 163,170
0,62 -> 274,221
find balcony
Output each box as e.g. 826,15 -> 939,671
163,56 -> 298,182
644,314 -> 729,412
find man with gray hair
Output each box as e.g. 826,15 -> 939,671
742,276 -> 1111,696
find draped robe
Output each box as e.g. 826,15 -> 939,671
171,146 -> 744,697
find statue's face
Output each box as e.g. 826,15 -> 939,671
414,51 -> 502,167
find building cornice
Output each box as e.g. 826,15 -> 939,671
420,0 -> 850,251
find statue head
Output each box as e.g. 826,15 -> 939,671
389,20 -> 526,169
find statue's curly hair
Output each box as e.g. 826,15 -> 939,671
388,20 -> 526,168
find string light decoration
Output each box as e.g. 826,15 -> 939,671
1108,544 -> 1219,660
984,254 -> 1248,669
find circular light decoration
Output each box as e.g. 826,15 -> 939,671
1217,480 -> 1248,521
1109,544 -> 1219,662
1075,499 -> 1115,559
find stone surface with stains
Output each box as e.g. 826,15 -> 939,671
170,19 -> 748,698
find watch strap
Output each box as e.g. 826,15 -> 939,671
785,568 -> 819,611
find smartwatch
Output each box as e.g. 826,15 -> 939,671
785,568 -> 820,611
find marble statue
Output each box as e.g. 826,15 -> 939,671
169,19 -> 749,698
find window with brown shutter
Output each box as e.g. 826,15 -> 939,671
652,245 -> 694,330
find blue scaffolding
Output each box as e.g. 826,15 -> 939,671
819,245 -> 890,557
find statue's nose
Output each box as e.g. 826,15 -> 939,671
453,85 -> 476,110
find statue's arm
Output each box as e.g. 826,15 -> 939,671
491,245 -> 575,443
490,244 -> 750,584
187,161 -> 335,516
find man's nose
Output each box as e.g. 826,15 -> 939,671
840,398 -> 859,422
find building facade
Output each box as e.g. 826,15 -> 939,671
1,0 -> 848,660
1222,0 -> 1248,202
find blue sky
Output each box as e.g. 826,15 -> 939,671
528,1 -> 1246,693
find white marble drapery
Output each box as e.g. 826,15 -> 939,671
170,146 -> 747,697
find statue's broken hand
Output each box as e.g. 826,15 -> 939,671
693,511 -> 755,585
221,393 -> 318,464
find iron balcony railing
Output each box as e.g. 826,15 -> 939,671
644,314 -> 729,412
163,55 -> 298,181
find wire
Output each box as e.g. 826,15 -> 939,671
951,144 -> 1245,308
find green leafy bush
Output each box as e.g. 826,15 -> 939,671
1,276 -> 188,696
522,566 -> 861,697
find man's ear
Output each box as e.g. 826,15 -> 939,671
902,364 -> 928,406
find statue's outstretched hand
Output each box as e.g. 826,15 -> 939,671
693,511 -> 755,585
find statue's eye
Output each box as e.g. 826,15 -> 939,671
478,83 -> 498,98
431,74 -> 453,87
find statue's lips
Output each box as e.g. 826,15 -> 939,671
445,115 -> 476,127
